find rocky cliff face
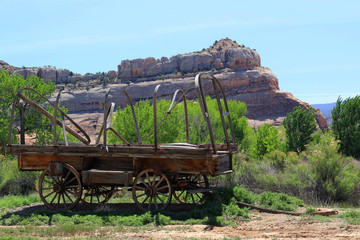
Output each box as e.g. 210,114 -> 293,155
1,39 -> 328,130
118,47 -> 260,79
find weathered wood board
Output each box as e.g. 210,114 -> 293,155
18,154 -> 86,171
82,170 -> 133,185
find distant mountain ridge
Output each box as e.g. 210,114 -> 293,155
312,102 -> 336,125
312,103 -> 336,116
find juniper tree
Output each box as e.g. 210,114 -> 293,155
283,106 -> 317,153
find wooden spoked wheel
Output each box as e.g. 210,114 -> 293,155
81,185 -> 115,204
38,163 -> 82,210
132,169 -> 172,211
173,174 -> 209,204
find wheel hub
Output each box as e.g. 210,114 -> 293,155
53,184 -> 63,193
145,187 -> 156,197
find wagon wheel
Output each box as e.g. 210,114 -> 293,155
81,185 -> 115,204
132,169 -> 172,211
173,174 -> 209,204
38,163 -> 82,210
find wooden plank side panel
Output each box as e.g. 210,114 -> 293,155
91,157 -> 133,171
19,154 -> 84,171
135,157 -> 211,175
82,170 -> 133,185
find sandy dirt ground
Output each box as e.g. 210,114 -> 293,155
2,203 -> 360,239
92,212 -> 360,240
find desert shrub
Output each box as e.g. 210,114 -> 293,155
154,213 -> 171,225
306,131 -> 360,203
332,95 -> 360,158
0,156 -> 39,196
222,198 -> 249,220
258,191 -> 304,211
216,185 -> 256,205
250,123 -> 282,158
340,210 -> 360,225
283,106 -> 317,153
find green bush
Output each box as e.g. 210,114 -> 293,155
250,123 -> 282,158
258,192 -> 304,212
332,95 -> 360,158
306,131 -> 360,203
0,156 -> 39,196
283,106 -> 317,153
340,210 -> 360,224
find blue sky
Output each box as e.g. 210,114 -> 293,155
1,0 -> 359,104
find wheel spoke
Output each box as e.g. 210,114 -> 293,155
50,175 -> 59,184
157,185 -> 169,191
154,176 -> 164,188
66,189 -> 77,196
157,195 -> 165,205
134,186 -> 145,191
49,192 -> 58,204
43,178 -> 54,185
64,191 -> 74,204
148,197 -> 153,210
57,192 -> 61,208
62,170 -> 71,182
140,177 -> 149,188
141,195 -> 150,204
136,193 -> 146,198
177,190 -> 185,198
44,190 -> 56,199
64,176 -> 76,186
62,192 -> 67,207
191,194 -> 195,203
154,196 -> 159,209
145,172 -> 151,186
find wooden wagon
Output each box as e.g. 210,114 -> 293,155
6,73 -> 238,211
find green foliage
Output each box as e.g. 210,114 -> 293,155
154,213 -> 171,225
250,123 -> 281,158
0,195 -> 41,209
331,95 -> 360,158
0,156 -> 39,196
283,106 -> 317,153
306,131 -> 360,202
339,210 -> 360,224
258,192 -> 304,212
0,70 -> 56,148
216,185 -> 256,205
235,130 -> 360,205
109,97 -> 248,145
305,207 -> 317,213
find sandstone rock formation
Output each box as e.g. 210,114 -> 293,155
1,38 -> 329,131
117,47 -> 260,79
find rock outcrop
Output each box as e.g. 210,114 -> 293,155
117,47 -> 260,79
1,38 -> 329,130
